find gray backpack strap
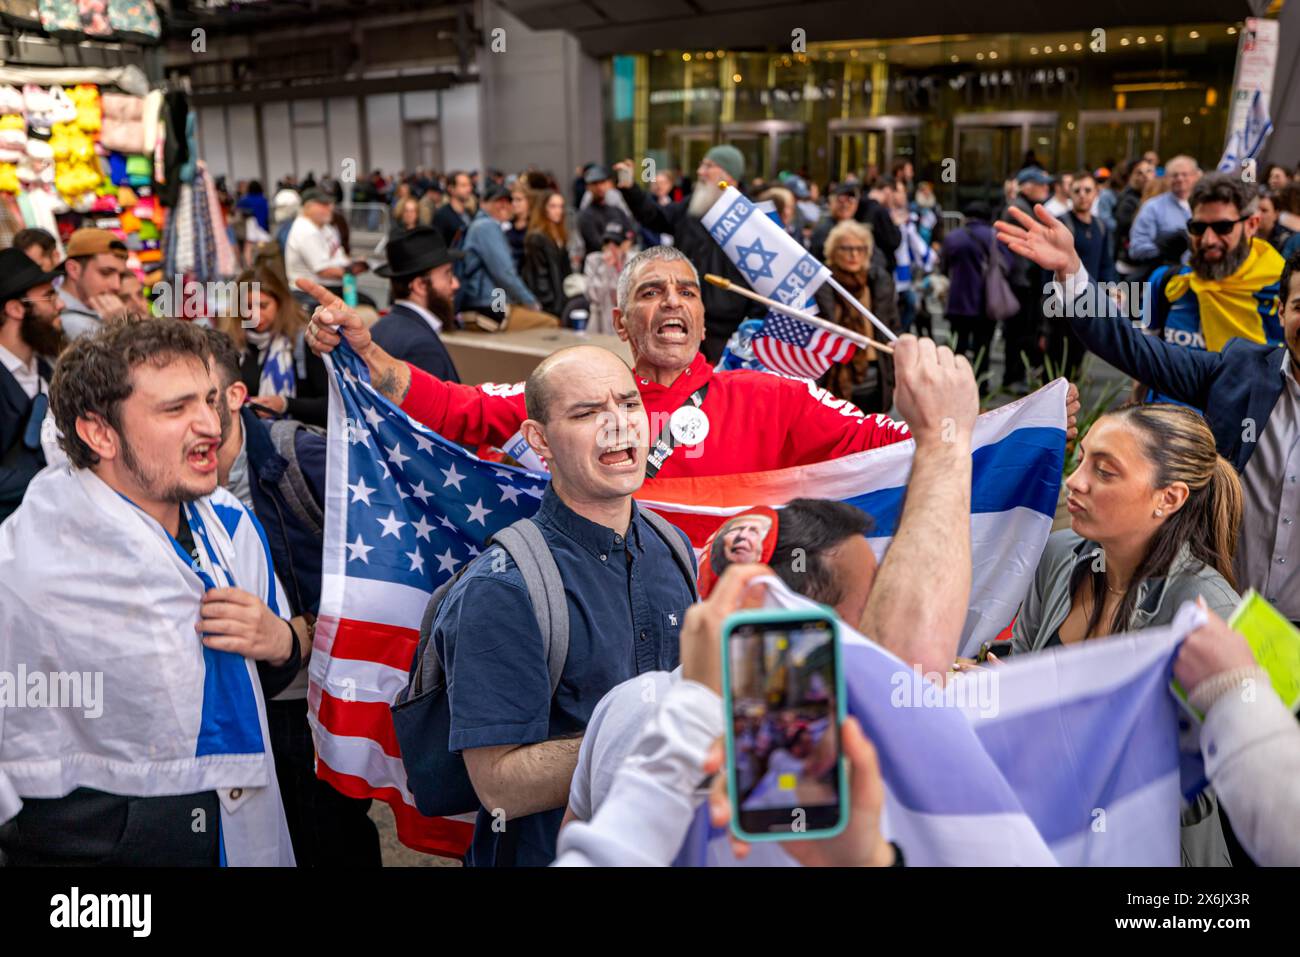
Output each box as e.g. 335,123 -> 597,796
412,563 -> 472,697
492,519 -> 569,696
408,519 -> 568,703
638,507 -> 700,601
268,419 -> 325,535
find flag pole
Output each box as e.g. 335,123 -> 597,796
703,274 -> 893,355
825,276 -> 899,343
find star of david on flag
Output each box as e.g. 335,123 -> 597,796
701,184 -> 831,309
734,238 -> 779,283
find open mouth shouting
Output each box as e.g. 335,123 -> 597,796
598,441 -> 641,472
186,440 -> 219,474
654,315 -> 691,344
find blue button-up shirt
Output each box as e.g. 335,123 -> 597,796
1127,190 -> 1191,262
432,486 -> 696,866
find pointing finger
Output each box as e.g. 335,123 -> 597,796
295,278 -> 346,310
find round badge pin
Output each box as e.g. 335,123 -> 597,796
669,405 -> 710,446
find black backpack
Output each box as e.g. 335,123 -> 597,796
390,509 -> 698,818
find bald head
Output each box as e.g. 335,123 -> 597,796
519,344 -> 649,512
1165,155 -> 1200,200
525,346 -> 635,425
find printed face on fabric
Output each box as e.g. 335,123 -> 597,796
718,514 -> 773,566
701,508 -> 780,595
614,258 -> 706,373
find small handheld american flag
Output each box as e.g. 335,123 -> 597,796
752,312 -> 858,380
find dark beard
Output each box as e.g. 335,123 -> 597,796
20,305 -> 66,358
1191,233 -> 1250,281
216,392 -> 233,446
119,429 -> 208,506
429,292 -> 455,327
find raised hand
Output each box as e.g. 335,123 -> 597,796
891,334 -> 978,449
1065,381 -> 1081,441
298,277 -> 411,403
993,203 -> 1082,278
298,278 -> 372,359
678,563 -> 770,695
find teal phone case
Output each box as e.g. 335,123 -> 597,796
720,606 -> 849,843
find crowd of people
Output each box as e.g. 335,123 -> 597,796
0,136 -> 1298,870
220,147 -> 1300,418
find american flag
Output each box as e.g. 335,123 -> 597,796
309,343 -> 549,857
752,312 -> 858,380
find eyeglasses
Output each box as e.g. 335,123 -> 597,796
837,245 -> 870,256
20,293 -> 60,304
1187,215 -> 1249,237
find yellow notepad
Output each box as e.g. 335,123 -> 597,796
1228,590 -> 1300,712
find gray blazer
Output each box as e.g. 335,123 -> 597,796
1012,530 -> 1240,655
1011,529 -> 1241,867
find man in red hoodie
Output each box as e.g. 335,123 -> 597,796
300,246 -> 1076,477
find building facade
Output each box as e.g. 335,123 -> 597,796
604,23 -> 1247,204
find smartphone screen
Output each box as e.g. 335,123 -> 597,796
727,616 -> 842,837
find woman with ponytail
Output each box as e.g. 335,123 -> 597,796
1010,402 -> 1243,865
1012,402 -> 1241,653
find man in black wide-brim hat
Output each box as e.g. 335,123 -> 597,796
369,226 -> 463,382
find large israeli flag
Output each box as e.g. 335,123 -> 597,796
701,185 -> 831,308
1218,89 -> 1274,174
677,580 -> 1198,867
640,379 -> 1070,657
0,466 -> 296,866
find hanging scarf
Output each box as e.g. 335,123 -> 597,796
247,329 -> 298,398
1163,237 -> 1285,352
821,266 -> 877,400
0,466 -> 295,866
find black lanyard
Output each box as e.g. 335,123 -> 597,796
645,383 -> 709,479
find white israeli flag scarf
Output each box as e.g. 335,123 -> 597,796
256,332 -> 299,399
0,465 -> 295,866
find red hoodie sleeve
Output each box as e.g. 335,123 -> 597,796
400,364 -> 528,447
780,378 -> 912,463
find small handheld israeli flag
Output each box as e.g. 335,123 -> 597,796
702,185 -> 830,310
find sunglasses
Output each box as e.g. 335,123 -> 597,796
1187,215 -> 1249,237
